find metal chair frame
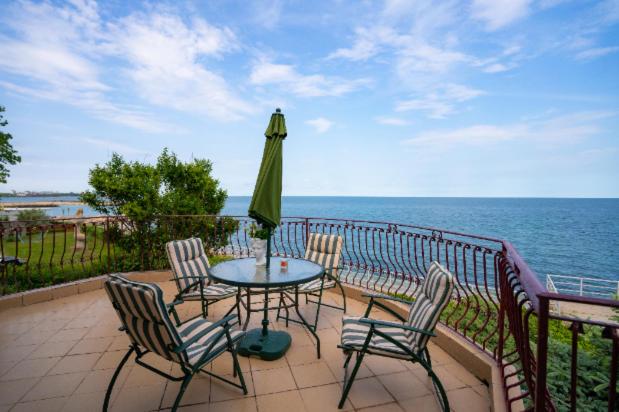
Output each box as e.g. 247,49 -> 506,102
337,293 -> 450,411
103,283 -> 247,412
276,266 -> 347,331
167,274 -> 242,325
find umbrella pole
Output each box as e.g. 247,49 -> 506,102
266,227 -> 271,268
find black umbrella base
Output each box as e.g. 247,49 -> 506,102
238,328 -> 291,361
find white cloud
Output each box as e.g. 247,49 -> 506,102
395,41 -> 468,77
0,1 -> 172,132
575,46 -> 619,60
402,111 -> 616,147
0,1 -> 253,129
326,2 -> 479,115
396,84 -> 485,118
375,116 -> 410,126
250,61 -> 370,97
471,0 -> 532,31
108,12 -> 253,121
483,63 -> 510,73
305,117 -> 333,133
327,26 -> 397,61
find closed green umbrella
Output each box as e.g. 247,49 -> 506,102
248,108 -> 287,267
239,108 -> 290,360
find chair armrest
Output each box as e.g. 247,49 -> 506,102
358,318 -> 435,337
166,299 -> 184,310
169,275 -> 208,281
170,277 -> 208,297
362,293 -> 415,305
172,314 -> 237,353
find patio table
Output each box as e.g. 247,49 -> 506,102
208,257 -> 322,360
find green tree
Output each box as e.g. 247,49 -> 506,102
80,149 -> 233,269
0,106 -> 22,183
81,148 -> 228,221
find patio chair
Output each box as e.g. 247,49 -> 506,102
166,238 -> 240,322
103,274 -> 247,412
338,261 -> 455,410
277,232 -> 347,330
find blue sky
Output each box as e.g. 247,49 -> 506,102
0,0 -> 617,197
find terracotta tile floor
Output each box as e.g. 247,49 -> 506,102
0,281 -> 491,411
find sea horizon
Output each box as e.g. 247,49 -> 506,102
2,193 -> 619,199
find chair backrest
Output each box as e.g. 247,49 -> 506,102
304,233 -> 343,271
166,238 -> 210,292
104,274 -> 186,364
406,261 -> 454,352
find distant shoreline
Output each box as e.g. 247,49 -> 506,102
0,201 -> 86,208
1,194 -> 618,200
0,193 -> 80,198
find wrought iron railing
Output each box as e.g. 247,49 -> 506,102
0,215 -> 617,411
500,242 -> 619,412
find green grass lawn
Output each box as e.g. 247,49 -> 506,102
1,228 -> 236,295
1,229 -> 127,293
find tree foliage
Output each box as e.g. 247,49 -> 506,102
0,106 -> 22,183
80,149 -> 227,222
80,149 -> 233,270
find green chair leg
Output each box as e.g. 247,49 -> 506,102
335,279 -> 347,312
103,347 -> 134,412
276,292 -> 284,321
312,285 -> 325,331
414,358 -> 450,412
171,374 -> 194,412
343,351 -> 353,368
231,349 -> 248,394
424,347 -> 432,374
338,352 -> 366,409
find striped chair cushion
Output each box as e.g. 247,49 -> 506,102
178,317 -> 245,367
297,278 -> 336,293
181,284 -> 238,300
304,233 -> 343,270
341,315 -> 414,359
104,274 -> 185,364
298,233 -> 343,292
166,238 -> 214,295
406,262 -> 454,351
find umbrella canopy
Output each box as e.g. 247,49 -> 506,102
248,108 -> 287,228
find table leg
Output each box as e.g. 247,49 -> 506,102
293,286 -> 321,359
237,287 -> 292,361
242,287 -> 251,331
262,287 -> 269,336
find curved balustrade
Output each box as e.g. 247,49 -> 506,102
1,215 -> 617,411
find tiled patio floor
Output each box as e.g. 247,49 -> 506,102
0,281 -> 490,411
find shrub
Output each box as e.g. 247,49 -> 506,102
16,208 -> 49,223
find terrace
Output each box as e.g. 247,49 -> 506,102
1,216 -> 618,411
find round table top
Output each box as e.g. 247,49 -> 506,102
208,257 -> 324,288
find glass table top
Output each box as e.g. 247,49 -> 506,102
207,257 -> 324,288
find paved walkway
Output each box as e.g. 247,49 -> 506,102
0,282 -> 490,411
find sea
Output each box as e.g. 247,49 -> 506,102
2,195 -> 618,283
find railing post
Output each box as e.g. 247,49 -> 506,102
610,330 -> 618,412
105,217 -> 111,274
580,278 -> 584,296
602,326 -> 619,412
569,321 -> 583,412
535,294 -> 550,411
